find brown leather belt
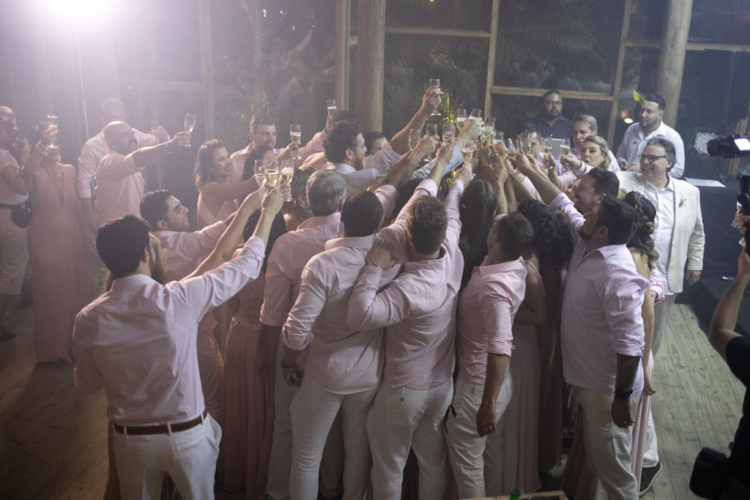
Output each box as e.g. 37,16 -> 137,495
113,410 -> 208,435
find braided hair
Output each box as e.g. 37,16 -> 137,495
621,191 -> 658,270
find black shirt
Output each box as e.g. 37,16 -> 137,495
529,114 -> 573,140
726,335 -> 750,485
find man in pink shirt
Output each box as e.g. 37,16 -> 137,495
445,212 -> 534,499
517,153 -> 648,499
72,187 -> 283,500
280,191 -> 402,500
95,121 -> 190,227
345,144 -> 467,499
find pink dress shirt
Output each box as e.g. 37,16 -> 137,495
229,132 -> 324,184
153,221 -> 227,282
78,129 -> 157,199
282,234 -> 400,394
552,193 -> 648,395
456,256 -> 528,385
260,185 -> 398,327
72,237 -> 266,425
346,179 -> 464,390
95,152 -> 150,227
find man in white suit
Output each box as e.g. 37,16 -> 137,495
616,137 -> 705,494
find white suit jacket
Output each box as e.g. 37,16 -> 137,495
617,171 -> 705,293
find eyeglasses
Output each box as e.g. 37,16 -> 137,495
639,154 -> 667,163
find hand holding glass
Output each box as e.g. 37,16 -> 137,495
290,124 -> 301,160
428,79 -> 441,116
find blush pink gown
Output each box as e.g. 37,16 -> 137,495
220,272 -> 275,499
27,164 -> 94,363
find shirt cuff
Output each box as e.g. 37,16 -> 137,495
613,337 -> 645,357
244,236 -> 267,257
550,192 -> 570,210
417,179 -> 439,197
487,338 -> 513,357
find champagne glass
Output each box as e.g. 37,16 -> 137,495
264,158 -> 279,186
425,123 -> 438,138
47,115 -> 58,127
254,160 -> 267,188
542,137 -> 553,156
470,108 -> 482,120
281,160 -> 295,202
456,108 -> 467,131
482,117 -> 495,142
461,140 -> 477,163
290,124 -> 302,160
520,133 -> 531,155
408,128 -> 421,150
428,79 -> 441,117
560,138 -> 571,157
327,99 -> 337,116
505,138 -> 517,155
184,113 -> 197,134
493,131 -> 504,146
442,124 -> 456,143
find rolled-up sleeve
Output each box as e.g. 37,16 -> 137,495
282,263 -> 327,351
480,280 -> 514,357
601,271 -> 646,357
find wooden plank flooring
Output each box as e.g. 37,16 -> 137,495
0,302 -> 743,499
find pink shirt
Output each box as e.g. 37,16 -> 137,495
153,222 -> 227,282
95,152 -> 147,227
346,179 -> 464,389
552,193 -> 648,395
456,256 -> 528,384
78,129 -> 157,199
229,132 -> 324,184
282,234 -> 399,394
72,237 -> 266,425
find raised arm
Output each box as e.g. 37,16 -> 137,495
131,131 -> 190,168
389,86 -> 442,154
513,152 -> 563,206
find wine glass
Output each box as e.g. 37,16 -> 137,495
560,138 -> 571,157
425,123 -> 438,138
290,124 -> 302,160
47,115 -> 58,127
493,131 -> 504,146
442,124 -> 456,143
542,137 -> 553,157
428,79 -> 441,116
519,133 -> 532,155
408,128 -> 421,150
281,160 -> 294,201
505,138 -> 517,155
470,108 -> 482,120
184,113 -> 197,134
264,158 -> 279,187
327,99 -> 337,116
482,117 -> 496,142
254,160 -> 267,188
456,108 -> 467,131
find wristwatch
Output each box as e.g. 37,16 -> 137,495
614,386 -> 633,400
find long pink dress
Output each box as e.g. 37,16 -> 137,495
27,164 -> 94,362
490,262 -> 542,495
220,271 -> 275,499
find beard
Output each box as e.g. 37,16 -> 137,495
352,155 -> 364,171
578,227 -> 593,240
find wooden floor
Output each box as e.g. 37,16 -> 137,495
0,301 -> 743,499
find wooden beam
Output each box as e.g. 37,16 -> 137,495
355,0 -> 386,132
490,86 -> 614,101
198,0 -> 215,139
607,0 -> 634,146
249,0 -> 263,113
656,0 -> 694,126
120,79 -> 205,94
384,26 -> 491,38
335,0 -> 351,109
625,39 -> 750,53
484,0 -> 500,116
349,35 -> 358,47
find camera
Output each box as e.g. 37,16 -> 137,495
708,135 -> 750,158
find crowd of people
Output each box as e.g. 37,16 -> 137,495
2,82 -> 745,500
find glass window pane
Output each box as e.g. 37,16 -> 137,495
385,0 -> 492,32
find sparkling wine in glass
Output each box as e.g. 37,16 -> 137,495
281,160 -> 294,201
264,159 -> 279,186
442,124 -> 456,143
542,137 -> 553,156
456,109 -> 467,131
290,124 -> 301,160
425,123 -> 438,137
482,117 -> 496,141
461,147 -> 474,163
184,113 -> 197,134
560,138 -> 571,157
505,138 -> 517,155
47,115 -> 58,127
408,128 -> 421,150
327,99 -> 337,116
470,108 -> 482,120
428,79 -> 441,117
254,160 -> 267,188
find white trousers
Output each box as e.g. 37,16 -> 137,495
266,341 -> 344,500
577,387 -> 640,500
112,413 -> 221,500
445,375 -> 513,499
289,375 -> 377,500
367,378 -> 453,500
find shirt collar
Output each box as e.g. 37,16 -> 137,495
402,247 -> 447,272
478,256 -> 526,277
594,244 -> 628,259
298,212 -> 341,229
325,234 -> 376,251
110,274 -> 160,292
332,163 -> 356,174
639,120 -> 667,140
644,175 -> 674,193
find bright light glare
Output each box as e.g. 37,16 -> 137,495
40,0 -> 116,25
624,117 -> 634,124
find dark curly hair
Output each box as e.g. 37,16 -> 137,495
140,189 -> 172,229
324,122 -> 360,164
621,191 -> 658,270
96,214 -> 151,278
194,139 -> 226,189
516,200 -> 574,271
458,180 -> 497,288
407,196 -> 447,255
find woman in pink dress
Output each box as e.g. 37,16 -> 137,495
561,191 -> 663,498
220,157 -> 303,498
20,123 -> 94,363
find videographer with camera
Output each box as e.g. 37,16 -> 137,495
704,232 -> 750,499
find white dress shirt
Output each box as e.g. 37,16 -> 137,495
72,237 -> 266,425
642,179 -> 676,294
616,121 -> 685,178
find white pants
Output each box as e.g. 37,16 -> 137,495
266,341 -> 344,500
445,375 -> 513,499
367,378 -> 453,500
112,413 -> 221,500
197,327 -> 224,424
289,375 -> 377,500
577,387 -> 640,500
